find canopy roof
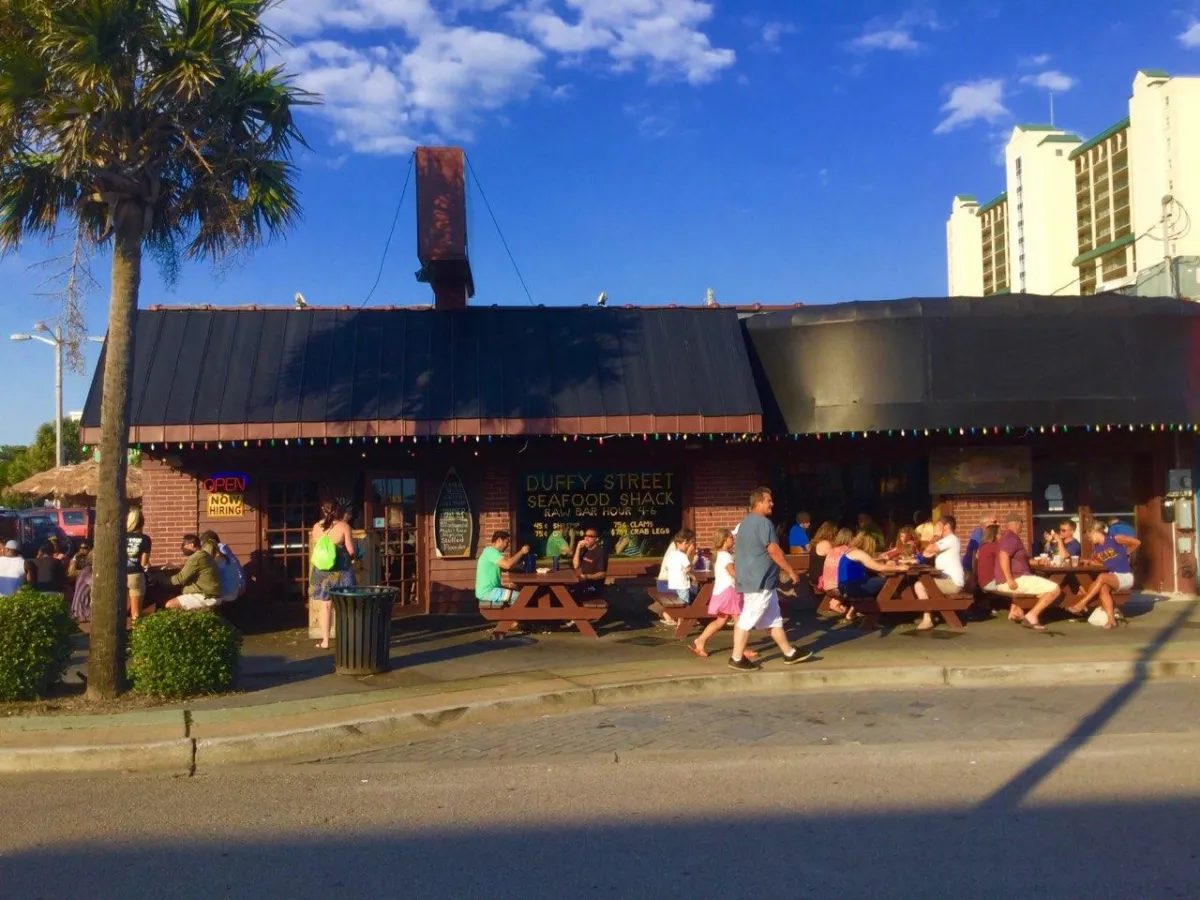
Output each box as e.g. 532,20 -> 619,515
743,293 -> 1200,434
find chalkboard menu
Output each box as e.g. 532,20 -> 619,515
433,468 -> 473,558
520,469 -> 681,559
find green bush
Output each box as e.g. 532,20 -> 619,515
129,610 -> 242,700
0,588 -> 75,701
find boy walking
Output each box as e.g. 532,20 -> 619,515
730,487 -> 814,670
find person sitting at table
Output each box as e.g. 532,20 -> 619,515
962,513 -> 998,574
856,513 -> 885,547
882,525 -> 919,561
654,529 -> 697,627
1042,520 -> 1082,560
972,522 -> 1001,590
806,521 -> 838,590
476,530 -> 531,609
836,531 -> 906,605
913,515 -> 966,631
820,527 -> 853,615
572,528 -> 608,598
787,512 -> 812,552
1064,523 -> 1141,628
991,514 -> 1061,630
165,534 -> 224,611
544,523 -> 573,560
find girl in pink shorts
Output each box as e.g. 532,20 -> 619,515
689,528 -> 759,660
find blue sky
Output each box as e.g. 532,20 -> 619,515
2,0 -> 1199,444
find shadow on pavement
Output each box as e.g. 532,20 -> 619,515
3,800 -> 1197,899
979,599 -> 1196,813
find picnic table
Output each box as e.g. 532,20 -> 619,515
1029,559 -> 1128,608
838,564 -> 973,631
647,571 -> 715,639
479,569 -> 607,638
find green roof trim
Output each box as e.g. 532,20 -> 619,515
1138,69 -> 1169,78
1014,123 -> 1058,131
1039,133 -> 1082,146
1072,232 -> 1135,266
978,191 -> 1007,214
954,194 -> 978,203
1069,117 -> 1131,159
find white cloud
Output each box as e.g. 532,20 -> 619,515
1019,69 -> 1076,93
934,79 -> 1010,134
1018,53 -> 1052,67
759,20 -> 798,51
267,0 -> 734,154
1181,20 -> 1200,47
513,0 -> 736,84
849,9 -> 939,52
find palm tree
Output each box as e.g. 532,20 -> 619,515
0,0 -> 311,698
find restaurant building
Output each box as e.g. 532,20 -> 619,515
80,150 -> 1200,631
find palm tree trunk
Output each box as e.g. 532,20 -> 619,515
86,211 -> 142,700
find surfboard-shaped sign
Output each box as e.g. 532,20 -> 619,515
433,467 -> 473,558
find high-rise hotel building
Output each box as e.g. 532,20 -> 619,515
947,70 -> 1200,298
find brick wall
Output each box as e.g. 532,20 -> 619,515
140,456 -> 200,562
938,495 -> 1032,541
691,455 -> 759,543
479,465 -> 513,541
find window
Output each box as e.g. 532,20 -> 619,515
368,477 -> 420,609
1056,149 -> 1063,157
265,481 -> 320,603
62,511 -> 87,526
1033,460 -> 1080,538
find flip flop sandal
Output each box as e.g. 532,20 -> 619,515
1020,618 -> 1046,631
688,643 -> 709,659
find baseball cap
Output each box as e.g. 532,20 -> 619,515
4,540 -> 19,551
1004,513 -> 1023,525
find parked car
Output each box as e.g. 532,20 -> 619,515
15,509 -> 78,556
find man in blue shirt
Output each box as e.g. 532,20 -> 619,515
787,512 -> 811,551
1043,520 -> 1082,559
730,487 -> 814,671
1108,518 -> 1136,539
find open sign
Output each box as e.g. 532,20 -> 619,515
203,473 -> 249,493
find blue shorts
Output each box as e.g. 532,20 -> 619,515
478,588 -> 519,608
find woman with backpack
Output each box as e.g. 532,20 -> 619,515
310,503 -> 356,649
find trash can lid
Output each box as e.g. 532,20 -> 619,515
328,586 -> 400,600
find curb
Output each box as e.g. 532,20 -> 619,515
0,738 -> 194,776
3,657 -> 1198,774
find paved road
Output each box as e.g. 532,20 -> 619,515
4,683 -> 1200,899
333,680 -> 1200,764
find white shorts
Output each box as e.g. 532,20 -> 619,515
737,589 -> 783,631
176,593 -> 221,610
1114,572 -> 1135,591
992,574 -> 1059,596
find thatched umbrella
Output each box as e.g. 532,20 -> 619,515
8,461 -> 143,505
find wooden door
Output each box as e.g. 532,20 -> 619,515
365,476 -> 425,616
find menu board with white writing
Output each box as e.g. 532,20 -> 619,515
433,468 -> 473,558
520,470 -> 681,559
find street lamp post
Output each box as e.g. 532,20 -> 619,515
10,325 -> 105,469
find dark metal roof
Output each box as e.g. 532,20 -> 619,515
81,307 -> 763,441
743,293 -> 1200,434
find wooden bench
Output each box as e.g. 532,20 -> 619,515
646,584 -> 714,639
982,589 -> 1132,612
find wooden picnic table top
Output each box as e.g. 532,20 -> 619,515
509,570 -> 583,585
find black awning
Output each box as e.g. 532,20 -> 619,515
81,306 -> 763,440
743,293 -> 1200,434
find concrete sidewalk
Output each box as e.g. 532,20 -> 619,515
1,596 -> 1198,774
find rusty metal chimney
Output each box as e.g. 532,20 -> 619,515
415,147 -> 474,309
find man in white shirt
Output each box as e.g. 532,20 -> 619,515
0,540 -> 28,597
914,515 -> 965,632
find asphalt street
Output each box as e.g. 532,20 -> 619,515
4,682 -> 1200,899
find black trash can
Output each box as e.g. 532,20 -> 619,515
329,586 -> 398,675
